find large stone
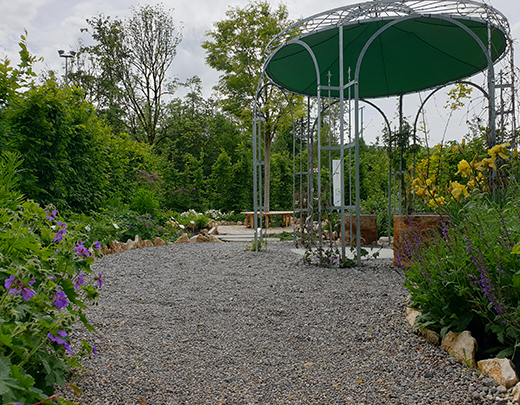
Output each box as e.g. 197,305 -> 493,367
143,240 -> 154,248
208,226 -> 219,235
478,358 -> 519,389
134,234 -> 144,248
109,240 -> 124,253
174,233 -> 189,244
190,234 -> 209,243
405,307 -> 422,328
512,382 -> 520,402
124,239 -> 137,251
154,237 -> 167,246
405,307 -> 440,346
441,331 -> 478,368
209,235 -> 223,243
420,328 -> 441,346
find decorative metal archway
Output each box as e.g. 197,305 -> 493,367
253,0 -> 514,264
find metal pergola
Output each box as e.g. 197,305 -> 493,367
253,0 -> 514,265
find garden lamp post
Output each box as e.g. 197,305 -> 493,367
58,50 -> 76,84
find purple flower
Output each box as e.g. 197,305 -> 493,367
52,287 -> 68,310
74,272 -> 84,289
92,344 -> 97,356
45,209 -> 58,221
52,228 -> 67,243
47,330 -> 73,354
21,281 -> 35,301
95,271 -> 103,289
4,275 -> 17,293
4,276 -> 35,301
73,241 -> 90,257
93,241 -> 101,250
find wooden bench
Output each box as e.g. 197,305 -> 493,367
241,211 -> 294,229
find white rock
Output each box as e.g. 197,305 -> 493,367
478,358 -> 519,389
174,233 -> 189,244
441,331 -> 478,368
154,237 -> 167,246
512,382 -> 520,402
209,235 -> 223,243
189,235 -> 209,243
124,239 -> 137,251
405,307 -> 422,328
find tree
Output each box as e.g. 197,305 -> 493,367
78,4 -> 182,144
202,0 -> 304,211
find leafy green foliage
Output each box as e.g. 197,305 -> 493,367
0,152 -> 100,403
404,197 -> 520,358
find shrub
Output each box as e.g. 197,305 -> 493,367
0,152 -> 100,403
129,187 -> 160,217
405,142 -> 520,360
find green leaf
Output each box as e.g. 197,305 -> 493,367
496,347 -> 514,359
9,365 -> 35,389
513,243 -> 520,255
56,397 -> 79,405
69,383 -> 83,396
513,273 -> 520,289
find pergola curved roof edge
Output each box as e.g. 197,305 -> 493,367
264,0 -> 511,99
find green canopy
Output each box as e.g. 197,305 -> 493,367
265,16 -> 507,99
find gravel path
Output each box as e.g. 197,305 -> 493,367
69,242 -> 495,404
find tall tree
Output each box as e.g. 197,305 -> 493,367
202,0 -> 303,211
77,4 -> 182,144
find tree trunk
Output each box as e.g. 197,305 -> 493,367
264,139 -> 271,212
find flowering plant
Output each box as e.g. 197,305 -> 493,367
404,141 -> 520,358
0,153 -> 100,404
411,140 -> 518,210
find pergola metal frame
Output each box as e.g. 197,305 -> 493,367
253,0 -> 514,265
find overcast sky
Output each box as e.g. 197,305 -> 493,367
1,0 -> 519,144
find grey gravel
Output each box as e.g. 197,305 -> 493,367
67,242 -> 503,404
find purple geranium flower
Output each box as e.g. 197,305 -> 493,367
92,344 -> 97,356
45,209 -> 58,221
47,330 -> 73,354
74,272 -> 84,289
52,228 -> 67,243
73,241 -> 90,257
52,287 -> 68,310
95,271 -> 103,289
4,276 -> 35,301
4,275 -> 17,293
93,241 -> 101,250
21,281 -> 35,301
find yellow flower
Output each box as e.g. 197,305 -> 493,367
456,160 -> 472,177
476,156 -> 496,171
428,196 -> 445,208
450,181 -> 469,200
426,178 -> 433,186
488,142 -> 510,159
414,185 -> 428,197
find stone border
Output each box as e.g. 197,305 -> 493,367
406,307 -> 520,402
